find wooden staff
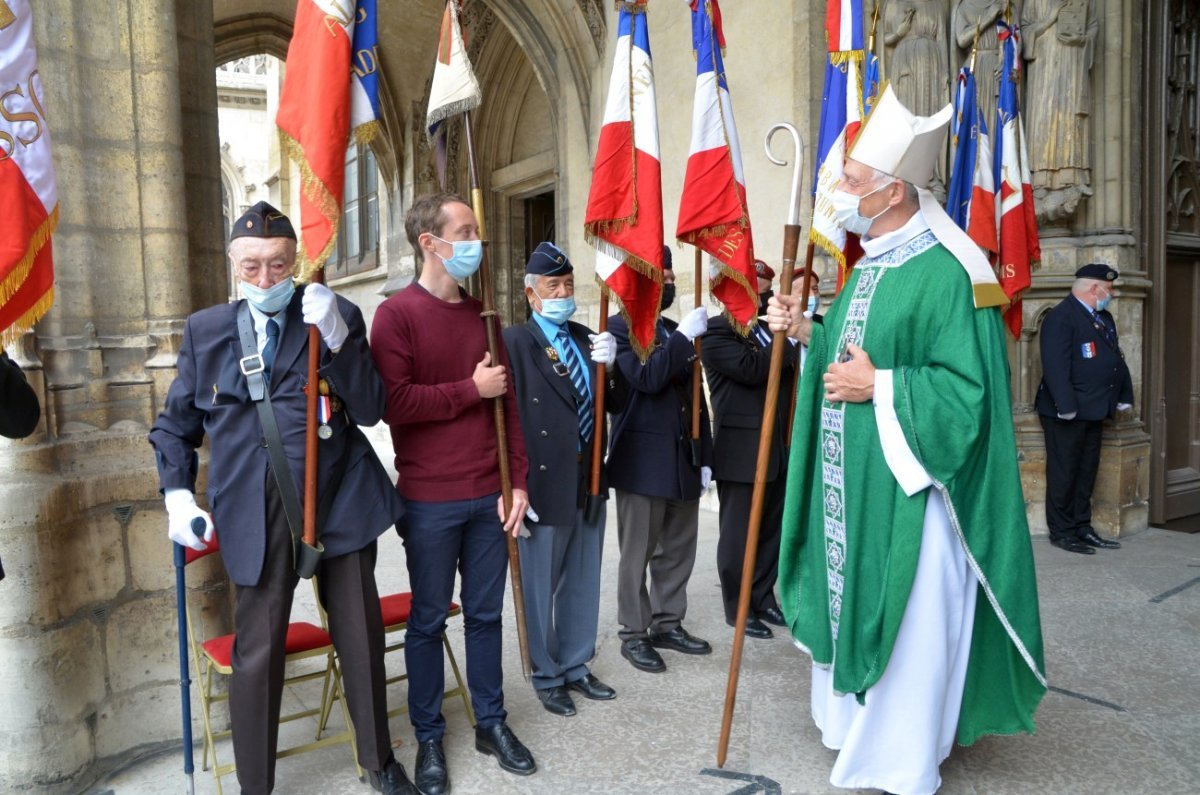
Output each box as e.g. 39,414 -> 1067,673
303,269 -> 323,552
690,247 -> 703,465
717,122 -> 804,768
463,111 -> 532,681
785,242 -> 816,449
589,293 -> 610,495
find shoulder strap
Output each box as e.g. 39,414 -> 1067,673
237,302 -> 305,562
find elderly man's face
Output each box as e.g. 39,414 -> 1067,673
527,273 -> 575,312
230,237 -> 296,289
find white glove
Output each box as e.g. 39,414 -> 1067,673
588,332 -> 617,366
1116,403 -> 1132,412
302,283 -> 349,352
701,466 -> 713,490
1057,411 -> 1077,420
678,306 -> 709,341
165,488 -> 215,551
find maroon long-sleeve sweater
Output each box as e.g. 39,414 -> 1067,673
370,282 -> 528,502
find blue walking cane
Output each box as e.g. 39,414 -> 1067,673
174,516 -> 206,795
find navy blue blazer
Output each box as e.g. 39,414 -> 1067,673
149,287 -> 404,586
502,318 -> 628,526
606,315 -> 713,501
1035,296 -> 1134,422
701,315 -> 799,484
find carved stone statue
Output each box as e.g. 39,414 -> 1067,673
952,0 -> 1020,138
1021,0 -> 1099,224
881,0 -> 951,195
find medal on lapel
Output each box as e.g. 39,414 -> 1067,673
1081,342 -> 1096,359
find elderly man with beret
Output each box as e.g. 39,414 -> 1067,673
1035,263 -> 1132,554
502,241 -> 624,717
149,202 -> 414,794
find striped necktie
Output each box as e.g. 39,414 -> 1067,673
262,318 -> 279,381
557,328 -> 593,443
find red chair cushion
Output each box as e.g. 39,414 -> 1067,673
201,621 -> 332,667
379,593 -> 460,630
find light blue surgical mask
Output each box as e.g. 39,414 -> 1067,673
1095,288 -> 1112,312
433,236 -> 483,280
536,295 -> 577,326
831,180 -> 892,235
807,295 -> 819,315
241,276 -> 295,315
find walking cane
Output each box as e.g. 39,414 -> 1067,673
174,517 -> 205,795
462,110 -> 533,681
717,122 -> 804,768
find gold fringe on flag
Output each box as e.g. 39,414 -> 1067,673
1,288 -> 54,349
278,129 -> 341,284
0,204 -> 58,309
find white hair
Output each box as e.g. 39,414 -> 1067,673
524,273 -> 540,291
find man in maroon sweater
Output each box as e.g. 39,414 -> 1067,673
371,193 -> 535,795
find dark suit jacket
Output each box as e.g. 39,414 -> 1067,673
606,315 -> 713,501
149,287 -> 404,586
1036,296 -> 1134,422
0,351 -> 39,439
701,316 -> 799,484
502,318 -> 628,526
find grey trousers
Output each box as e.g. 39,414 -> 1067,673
614,490 -> 700,640
518,506 -> 606,690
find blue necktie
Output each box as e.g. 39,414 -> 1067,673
262,318 -> 279,381
557,328 -> 593,443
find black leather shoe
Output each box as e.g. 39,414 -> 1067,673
369,754 -> 420,795
567,673 -> 616,701
1050,536 -> 1095,555
474,723 -> 536,776
621,638 -> 666,672
535,685 -> 576,716
758,606 -> 787,627
413,740 -> 449,795
649,626 -> 713,655
730,617 -> 773,639
1079,529 -> 1121,549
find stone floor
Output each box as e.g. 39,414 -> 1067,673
84,504 -> 1200,795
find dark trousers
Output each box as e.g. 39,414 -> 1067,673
518,506 -> 605,690
230,480 -> 390,795
400,493 -> 509,741
716,478 -> 783,624
615,490 -> 699,641
1040,414 -> 1105,541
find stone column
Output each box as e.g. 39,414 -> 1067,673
0,2 -> 228,790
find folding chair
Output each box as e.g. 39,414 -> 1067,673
316,590 -> 475,731
180,537 -> 361,795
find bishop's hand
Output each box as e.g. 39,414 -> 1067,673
823,344 -> 875,403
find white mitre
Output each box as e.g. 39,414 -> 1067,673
848,84 -> 1007,309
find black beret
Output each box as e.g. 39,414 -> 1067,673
662,244 -> 673,270
754,260 -> 775,280
1074,263 -> 1118,282
230,201 -> 297,241
526,241 -> 573,276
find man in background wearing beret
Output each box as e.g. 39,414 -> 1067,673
502,241 -> 623,717
701,260 -> 811,640
149,202 -> 415,794
1036,263 -> 1133,554
607,245 -> 714,674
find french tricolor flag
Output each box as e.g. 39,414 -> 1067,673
947,63 -> 997,257
583,1 -> 664,360
676,0 -> 757,332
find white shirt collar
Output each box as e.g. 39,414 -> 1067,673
860,211 -> 931,259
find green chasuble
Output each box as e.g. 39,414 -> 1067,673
779,229 -> 1046,746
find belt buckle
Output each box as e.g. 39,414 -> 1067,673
239,353 -> 265,376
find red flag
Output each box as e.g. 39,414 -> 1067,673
677,0 -> 757,331
0,0 -> 57,345
584,2 -> 663,359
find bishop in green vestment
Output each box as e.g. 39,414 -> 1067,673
768,86 -> 1045,795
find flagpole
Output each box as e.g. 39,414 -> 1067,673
717,122 -> 804,768
462,109 -> 532,682
690,247 -> 703,465
784,243 -> 815,449
589,293 -> 609,496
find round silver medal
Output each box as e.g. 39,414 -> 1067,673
318,424 -> 333,440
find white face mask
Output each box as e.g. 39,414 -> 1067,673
241,276 -> 295,314
831,179 -> 892,235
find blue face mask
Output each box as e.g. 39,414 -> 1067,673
807,295 -> 819,315
1095,290 -> 1112,312
536,295 -> 577,326
241,276 -> 295,315
433,236 -> 483,280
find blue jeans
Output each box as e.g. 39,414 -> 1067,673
400,493 -> 509,740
